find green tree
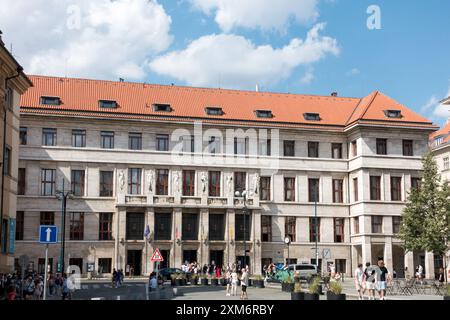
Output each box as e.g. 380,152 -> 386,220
399,152 -> 450,280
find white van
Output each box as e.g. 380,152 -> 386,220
287,263 -> 318,279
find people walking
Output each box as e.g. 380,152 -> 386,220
377,259 -> 389,300
23,275 -> 35,300
231,269 -> 238,296
240,268 -> 249,300
225,270 -> 232,296
62,274 -> 70,300
112,269 -> 118,288
33,278 -> 43,300
354,264 -> 364,300
365,267 -> 377,300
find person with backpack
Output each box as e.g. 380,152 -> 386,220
364,266 -> 377,300
61,274 -> 69,300
112,269 -> 118,288
23,275 -> 35,300
377,259 -> 390,300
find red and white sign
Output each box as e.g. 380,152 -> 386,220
151,248 -> 164,262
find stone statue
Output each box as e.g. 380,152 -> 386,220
201,172 -> 208,194
227,174 -> 233,195
253,174 -> 260,194
173,172 -> 180,194
146,170 -> 154,192
118,170 -> 125,192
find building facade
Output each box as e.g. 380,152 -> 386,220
15,75 -> 438,277
0,34 -> 32,273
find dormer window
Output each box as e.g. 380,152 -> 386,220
40,96 -> 61,106
303,113 -> 321,121
205,107 -> 224,116
152,103 -> 172,112
255,110 -> 273,118
384,110 -> 402,118
99,100 -> 117,108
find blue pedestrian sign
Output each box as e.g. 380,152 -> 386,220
39,225 -> 58,244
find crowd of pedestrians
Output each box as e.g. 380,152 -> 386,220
353,258 -> 391,300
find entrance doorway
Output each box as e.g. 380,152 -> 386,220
210,250 -> 224,267
153,249 -> 170,269
236,256 -> 250,271
183,250 -> 197,264
127,250 -> 142,276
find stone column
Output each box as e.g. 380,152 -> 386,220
361,236 -> 372,266
173,208 -> 183,268
115,208 -> 127,271
145,207 -> 155,274
225,209 -> 236,267
199,208 -> 209,266
404,251 -> 414,278
351,245 -> 359,277
425,251 -> 435,279
383,237 -> 393,272
253,210 -> 262,275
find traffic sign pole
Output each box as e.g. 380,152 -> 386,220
43,244 -> 49,300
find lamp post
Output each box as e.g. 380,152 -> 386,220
235,190 -> 249,271
56,179 -> 73,275
284,236 -> 291,265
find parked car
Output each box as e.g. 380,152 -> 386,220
157,268 -> 191,281
287,264 -> 318,280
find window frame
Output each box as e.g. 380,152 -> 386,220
402,140 -> 414,156
284,177 -> 296,202
15,211 -> 24,241
390,176 -> 402,201
331,143 -> 342,159
353,178 -> 359,202
283,140 -> 295,157
309,217 -> 320,242
71,169 -> 85,197
208,171 -> 221,197
19,127 -> 27,145
334,218 -> 345,243
69,212 -> 84,240
100,131 -> 114,149
371,216 -> 383,234
261,215 -> 272,242
128,132 -> 142,150
40,212 -> 55,225
72,129 -> 86,148
156,134 -> 169,151
18,168 -> 26,195
308,178 -> 320,202
308,141 -> 319,158
182,170 -> 196,196
234,172 -> 246,195
376,138 -> 387,155
332,179 -> 344,203
156,169 -> 169,196
260,177 -> 271,201
285,216 -> 296,242
42,128 -> 57,146
370,176 -> 381,200
99,171 -> 114,197
41,169 -> 56,196
99,212 -> 113,241
128,168 -> 142,195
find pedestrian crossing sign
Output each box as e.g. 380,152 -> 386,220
151,248 -> 164,262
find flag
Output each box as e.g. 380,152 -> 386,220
144,225 -> 150,239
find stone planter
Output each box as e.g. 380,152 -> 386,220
326,292 -> 346,300
211,278 -> 219,286
200,278 -> 209,285
291,292 -> 305,300
281,282 -> 294,292
253,279 -> 264,288
304,293 -> 320,300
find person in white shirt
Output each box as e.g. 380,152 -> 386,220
149,274 -> 158,291
240,268 -> 249,300
354,264 -> 364,300
231,270 -> 238,296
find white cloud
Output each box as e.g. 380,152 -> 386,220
0,0 -> 173,80
346,68 -> 360,76
300,68 -> 315,84
190,0 -> 319,32
420,85 -> 450,123
149,23 -> 339,89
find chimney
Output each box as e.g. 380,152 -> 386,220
119,78 -> 124,82
255,84 -> 259,92
331,92 -> 338,97
0,30 -> 4,46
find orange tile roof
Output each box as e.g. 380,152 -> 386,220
430,121 -> 450,145
20,75 -> 437,131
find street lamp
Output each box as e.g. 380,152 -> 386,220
56,178 -> 73,275
284,236 -> 291,265
235,190 -> 249,271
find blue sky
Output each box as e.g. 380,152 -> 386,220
1,0 -> 449,125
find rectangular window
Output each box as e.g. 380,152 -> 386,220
351,140 -> 357,157
40,96 -> 60,106
156,134 -> 169,151
261,215 -> 272,242
370,176 -> 381,200
376,138 -> 387,155
98,258 -> 112,274
391,177 -> 402,201
354,217 -> 360,234
444,157 -> 449,171
98,100 -> 117,109
393,216 -> 402,234
372,216 -> 383,234
42,128 -> 57,146
335,259 -> 346,274
283,140 -> 295,157
5,87 -> 13,109
334,218 -> 345,243
331,143 -> 342,159
99,212 -> 113,240
403,140 -> 413,156
208,136 -> 221,154
284,177 -> 295,202
308,178 -> 319,202
38,258 -> 53,275
68,258 -> 83,273
258,139 -> 271,156
41,169 -> 56,196
156,169 -> 169,195
40,212 -> 54,225
285,217 -> 296,242
182,213 -> 198,240
126,213 -> 145,240
234,137 -> 247,155
18,168 -> 26,195
332,179 -> 344,203
411,177 -> 422,191
72,129 -> 86,147
182,135 -> 195,153
234,172 -> 246,194
154,213 -> 172,240
71,170 -> 85,196
260,177 -> 271,201
99,171 -> 114,197
208,171 -> 221,197
128,168 -> 142,195
208,214 -> 225,241
308,141 -> 319,158
3,146 -> 11,176
309,217 -> 320,242
182,170 -> 195,196
100,131 -> 114,149
353,178 -> 359,202
16,211 -> 24,241
129,133 -> 142,150
70,212 -> 84,240
235,213 -> 251,241
20,127 -> 27,145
